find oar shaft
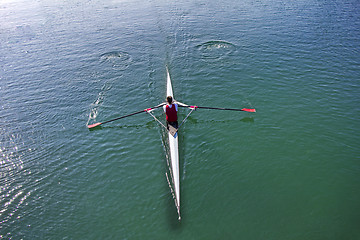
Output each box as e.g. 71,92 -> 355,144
179,105 -> 256,112
176,107 -> 196,132
102,109 -> 145,124
198,106 -> 243,111
87,103 -> 165,129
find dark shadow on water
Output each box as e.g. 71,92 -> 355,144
240,117 -> 255,123
87,120 -> 158,131
87,116 -> 254,131
185,116 -> 255,125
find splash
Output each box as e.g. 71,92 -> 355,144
86,83 -> 112,126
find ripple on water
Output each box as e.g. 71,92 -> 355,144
99,51 -> 132,70
196,41 -> 237,61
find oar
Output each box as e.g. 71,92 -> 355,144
176,106 -> 197,132
179,105 -> 256,112
87,103 -> 165,129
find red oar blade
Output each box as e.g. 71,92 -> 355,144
241,108 -> 256,112
87,122 -> 102,129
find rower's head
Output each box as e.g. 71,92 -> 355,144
166,96 -> 173,104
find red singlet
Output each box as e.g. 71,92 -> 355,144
166,104 -> 178,122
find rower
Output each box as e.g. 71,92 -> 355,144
164,96 -> 178,129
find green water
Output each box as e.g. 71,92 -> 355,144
1,0 -> 359,239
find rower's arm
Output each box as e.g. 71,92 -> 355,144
174,101 -> 189,107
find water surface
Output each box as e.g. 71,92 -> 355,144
0,0 -> 359,239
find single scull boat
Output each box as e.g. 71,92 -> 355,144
166,68 -> 181,220
87,67 -> 256,221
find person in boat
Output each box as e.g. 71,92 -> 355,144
164,96 -> 178,129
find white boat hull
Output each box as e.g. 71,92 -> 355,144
166,68 -> 181,219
